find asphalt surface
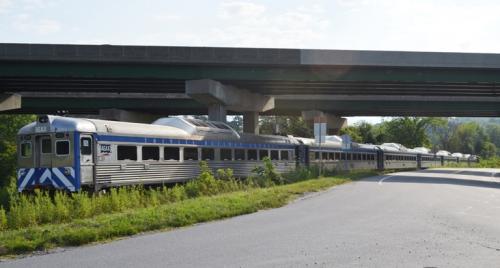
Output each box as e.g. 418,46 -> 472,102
2,168 -> 500,268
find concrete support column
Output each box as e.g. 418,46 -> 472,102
243,111 -> 259,135
186,79 -> 274,126
208,104 -> 227,123
302,110 -> 347,135
0,94 -> 21,111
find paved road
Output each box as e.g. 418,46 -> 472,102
2,168 -> 500,268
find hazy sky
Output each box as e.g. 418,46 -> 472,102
1,0 -> 499,124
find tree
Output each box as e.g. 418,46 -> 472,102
0,115 -> 36,187
227,115 -> 243,132
485,124 -> 500,154
448,122 -> 488,155
339,127 -> 362,143
259,116 -> 312,137
481,142 -> 497,159
379,117 -> 447,148
355,121 -> 377,144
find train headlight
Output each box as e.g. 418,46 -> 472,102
64,168 -> 71,176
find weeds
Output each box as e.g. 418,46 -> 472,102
0,206 -> 6,231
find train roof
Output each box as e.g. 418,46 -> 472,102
18,115 -> 191,139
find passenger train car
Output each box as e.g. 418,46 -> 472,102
16,115 -> 477,192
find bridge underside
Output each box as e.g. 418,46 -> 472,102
1,77 -> 498,117
1,43 -> 499,117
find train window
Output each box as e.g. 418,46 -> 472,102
164,147 -> 180,160
362,154 -> 367,161
184,147 -> 198,161
56,141 -> 70,156
248,149 -> 257,160
315,152 -> 320,160
341,153 -> 346,160
220,149 -> 232,161
259,150 -> 269,160
118,146 -> 137,161
322,152 -> 328,160
202,148 -> 215,160
81,138 -> 92,155
328,153 -> 334,160
41,138 -> 52,154
235,149 -> 245,160
270,150 -> 279,160
142,146 -> 159,161
281,150 -> 289,161
347,153 -> 352,161
335,152 -> 341,160
21,142 -> 32,157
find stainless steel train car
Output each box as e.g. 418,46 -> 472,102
16,115 -> 477,192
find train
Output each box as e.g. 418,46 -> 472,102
16,115 -> 477,192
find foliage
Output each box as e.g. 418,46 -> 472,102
378,117 -> 447,148
339,126 -> 362,143
447,122 -> 488,155
480,142 -> 497,159
477,157 -> 500,168
227,115 -> 243,132
0,206 -> 6,231
0,115 -> 36,188
259,116 -> 313,137
339,121 -> 378,144
249,157 -> 284,187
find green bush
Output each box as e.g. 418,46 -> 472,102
0,206 -> 7,231
33,190 -> 55,224
53,191 -> 71,223
8,194 -> 37,228
283,165 -> 320,183
249,157 -> 284,187
478,157 -> 500,168
72,192 -> 92,218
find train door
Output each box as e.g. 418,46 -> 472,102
36,135 -> 53,167
80,135 -> 94,184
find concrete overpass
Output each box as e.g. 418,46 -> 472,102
1,43 -> 499,133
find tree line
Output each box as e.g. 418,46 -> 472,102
231,116 -> 499,159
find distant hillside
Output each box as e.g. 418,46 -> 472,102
451,117 -> 500,126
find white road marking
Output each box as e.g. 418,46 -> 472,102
378,175 -> 393,185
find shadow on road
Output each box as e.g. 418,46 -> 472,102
363,169 -> 500,190
419,169 -> 497,177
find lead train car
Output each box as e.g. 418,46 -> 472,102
17,115 -> 297,192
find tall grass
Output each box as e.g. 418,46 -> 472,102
1,161 -> 262,230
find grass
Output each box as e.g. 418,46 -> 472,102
0,170 -> 378,257
441,157 -> 499,168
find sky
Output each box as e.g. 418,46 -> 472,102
1,0 -> 500,124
